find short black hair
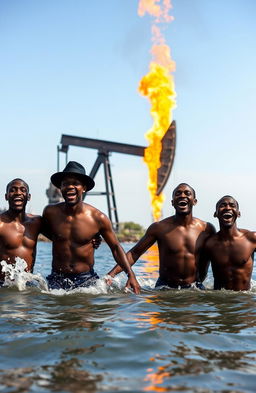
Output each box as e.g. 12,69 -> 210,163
6,178 -> 29,193
216,195 -> 239,210
172,183 -> 196,198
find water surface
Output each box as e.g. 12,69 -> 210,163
0,241 -> 256,393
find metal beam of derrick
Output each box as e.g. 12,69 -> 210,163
60,134 -> 145,157
59,120 -> 176,196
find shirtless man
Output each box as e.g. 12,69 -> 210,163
0,177 -> 100,286
0,178 -> 41,284
108,183 -> 215,289
204,195 -> 256,291
43,161 -> 140,293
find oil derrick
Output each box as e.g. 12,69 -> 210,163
50,121 -> 176,231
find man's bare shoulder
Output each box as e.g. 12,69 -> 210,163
0,211 -> 9,228
43,202 -> 65,215
0,211 -> 8,221
146,216 -> 174,233
82,202 -> 102,214
193,217 -> 216,234
26,213 -> 42,223
26,213 -> 42,218
144,216 -> 215,234
0,212 -> 42,232
82,203 -> 110,225
239,228 -> 256,244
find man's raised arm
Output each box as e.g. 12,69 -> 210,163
107,224 -> 157,278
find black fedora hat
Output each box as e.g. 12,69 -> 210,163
51,161 -> 95,191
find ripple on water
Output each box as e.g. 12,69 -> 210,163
1,247 -> 256,392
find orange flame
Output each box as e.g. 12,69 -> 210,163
138,0 -> 176,221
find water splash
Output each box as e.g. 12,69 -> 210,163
249,279 -> 256,292
1,258 -> 48,291
46,274 -> 151,296
1,258 -> 255,295
0,260 -> 149,295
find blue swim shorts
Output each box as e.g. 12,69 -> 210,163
47,269 -> 99,290
155,277 -> 205,290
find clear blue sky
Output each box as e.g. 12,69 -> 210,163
1,0 -> 256,229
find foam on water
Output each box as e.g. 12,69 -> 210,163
1,257 -> 256,295
1,258 -> 48,291
0,259 -> 147,295
45,274 -> 154,296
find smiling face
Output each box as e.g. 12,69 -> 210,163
5,179 -> 31,212
171,183 -> 197,215
214,196 -> 240,228
60,175 -> 86,205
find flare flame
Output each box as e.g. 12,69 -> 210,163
138,0 -> 176,221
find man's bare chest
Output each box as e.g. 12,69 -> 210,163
52,217 -> 98,242
211,239 -> 253,266
0,224 -> 37,250
159,227 -> 204,253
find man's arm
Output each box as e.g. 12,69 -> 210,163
197,223 -> 216,283
40,206 -> 53,240
98,212 -> 141,294
107,224 -> 157,277
197,247 -> 211,283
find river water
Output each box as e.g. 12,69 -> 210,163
0,241 -> 256,393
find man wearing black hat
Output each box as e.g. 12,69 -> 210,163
43,161 -> 140,293
0,176 -> 101,286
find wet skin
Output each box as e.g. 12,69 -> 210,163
42,175 -> 140,294
0,180 -> 42,280
108,184 -> 215,287
204,196 -> 256,290
0,178 -> 101,283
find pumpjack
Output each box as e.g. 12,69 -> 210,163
47,121 -> 176,231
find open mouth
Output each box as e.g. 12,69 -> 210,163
12,197 -> 24,205
222,212 -> 233,220
65,192 -> 77,201
177,200 -> 188,207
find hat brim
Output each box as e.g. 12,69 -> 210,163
51,172 -> 95,191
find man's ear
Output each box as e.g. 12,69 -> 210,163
27,193 -> 31,201
5,193 -> 7,201
171,199 -> 174,206
193,198 -> 197,206
82,185 -> 87,200
237,211 -> 241,218
213,211 -> 217,217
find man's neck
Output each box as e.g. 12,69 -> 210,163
174,212 -> 193,226
63,201 -> 84,215
219,224 -> 239,239
7,209 -> 26,222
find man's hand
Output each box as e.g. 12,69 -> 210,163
104,275 -> 114,286
125,272 -> 141,294
92,232 -> 102,249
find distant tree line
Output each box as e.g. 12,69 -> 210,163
117,221 -> 145,242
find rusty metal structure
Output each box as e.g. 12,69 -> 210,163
48,120 -> 176,230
